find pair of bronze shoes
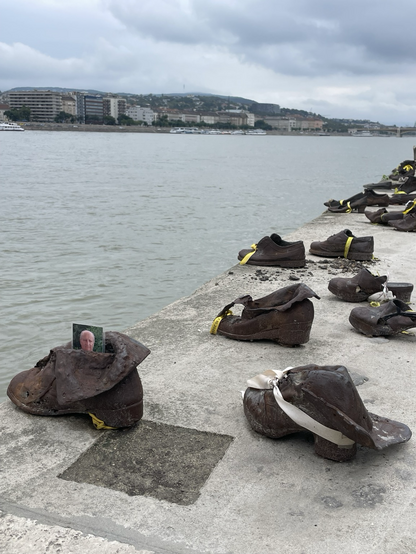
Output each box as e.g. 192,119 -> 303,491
324,190 -> 389,213
239,229 -> 374,265
327,268 -> 415,336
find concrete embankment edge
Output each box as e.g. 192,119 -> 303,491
1,209 -> 416,554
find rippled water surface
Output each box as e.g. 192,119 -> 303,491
1,131 -> 414,398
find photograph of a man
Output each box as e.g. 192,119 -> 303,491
72,323 -> 104,353
80,329 -> 95,351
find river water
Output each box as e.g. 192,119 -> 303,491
1,131 -> 414,400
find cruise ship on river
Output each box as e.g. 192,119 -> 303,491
0,122 -> 25,131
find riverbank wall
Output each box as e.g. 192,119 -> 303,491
19,122 -> 349,136
1,206 -> 416,553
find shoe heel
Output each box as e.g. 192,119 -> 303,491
92,399 -> 143,428
313,434 -> 356,461
357,205 -> 366,213
274,322 -> 312,346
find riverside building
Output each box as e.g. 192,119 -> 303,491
8,90 -> 63,122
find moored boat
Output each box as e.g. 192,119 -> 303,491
0,122 -> 25,131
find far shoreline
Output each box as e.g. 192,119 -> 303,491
17,122 -> 354,136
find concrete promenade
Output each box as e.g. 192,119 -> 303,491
1,206 -> 416,554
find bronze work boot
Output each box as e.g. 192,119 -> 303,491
238,234 -> 305,267
309,229 -> 374,260
210,283 -> 319,346
7,332 -> 150,428
328,268 -> 387,302
349,299 -> 416,336
243,365 -> 411,462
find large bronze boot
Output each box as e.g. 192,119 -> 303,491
243,365 -> 411,461
7,332 -> 150,428
210,283 -> 319,346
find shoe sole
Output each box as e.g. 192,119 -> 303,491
238,257 -> 306,268
309,249 -> 373,261
217,322 -> 312,346
7,387 -> 143,428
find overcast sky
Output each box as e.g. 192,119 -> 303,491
1,0 -> 415,125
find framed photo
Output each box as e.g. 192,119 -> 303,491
72,323 -> 104,353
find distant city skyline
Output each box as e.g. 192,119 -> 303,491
1,1 -> 416,126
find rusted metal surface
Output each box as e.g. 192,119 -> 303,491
244,365 -> 411,462
7,332 -> 150,427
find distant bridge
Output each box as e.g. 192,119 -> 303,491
379,127 -> 416,137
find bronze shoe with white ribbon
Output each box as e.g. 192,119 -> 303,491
243,365 -> 411,462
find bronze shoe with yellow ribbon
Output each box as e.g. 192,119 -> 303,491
210,283 -> 319,346
326,190 -> 389,213
7,332 -> 150,429
238,234 -> 305,268
243,365 -> 412,462
309,229 -> 374,260
349,299 -> 416,336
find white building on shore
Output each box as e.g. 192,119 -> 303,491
125,106 -> 155,125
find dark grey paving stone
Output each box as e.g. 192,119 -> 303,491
59,420 -> 234,505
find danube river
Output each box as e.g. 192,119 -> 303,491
1,131 -> 413,399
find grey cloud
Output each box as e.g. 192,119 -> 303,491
106,0 -> 416,77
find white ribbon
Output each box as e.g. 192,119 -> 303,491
247,368 -> 355,447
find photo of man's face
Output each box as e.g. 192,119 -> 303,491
79,330 -> 95,351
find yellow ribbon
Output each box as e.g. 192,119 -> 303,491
339,199 -> 344,206
394,189 -> 406,194
344,236 -> 353,258
210,310 -> 233,334
403,165 -> 414,171
88,412 -> 117,430
239,243 -> 257,265
345,201 -> 352,213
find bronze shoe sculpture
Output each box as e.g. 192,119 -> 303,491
328,268 -> 387,302
349,299 -> 416,336
394,175 -> 416,194
243,365 -> 411,462
326,190 -> 389,213
324,191 -> 366,208
7,332 -> 150,428
210,283 -> 319,346
388,193 -> 416,205
364,207 -> 404,225
388,212 -> 416,232
309,229 -> 374,261
238,234 -> 305,268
